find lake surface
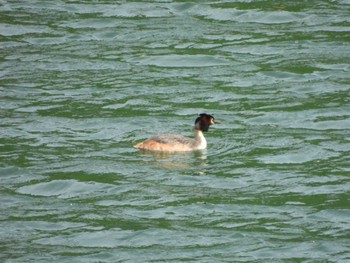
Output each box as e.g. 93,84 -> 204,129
1,0 -> 350,262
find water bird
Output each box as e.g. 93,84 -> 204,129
134,113 -> 219,152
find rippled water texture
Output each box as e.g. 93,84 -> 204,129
1,1 -> 350,262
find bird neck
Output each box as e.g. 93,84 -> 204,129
194,129 -> 207,150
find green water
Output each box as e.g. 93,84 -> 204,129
1,1 -> 350,262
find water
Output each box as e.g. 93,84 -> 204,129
1,0 -> 350,262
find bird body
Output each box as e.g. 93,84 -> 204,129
134,113 -> 218,152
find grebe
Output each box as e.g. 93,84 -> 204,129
134,113 -> 219,152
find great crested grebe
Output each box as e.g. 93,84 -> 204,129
134,113 -> 219,152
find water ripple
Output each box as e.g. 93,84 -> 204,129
1,0 -> 350,262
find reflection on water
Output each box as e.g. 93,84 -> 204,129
137,149 -> 208,170
1,0 -> 350,262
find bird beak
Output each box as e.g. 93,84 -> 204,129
212,119 -> 220,124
